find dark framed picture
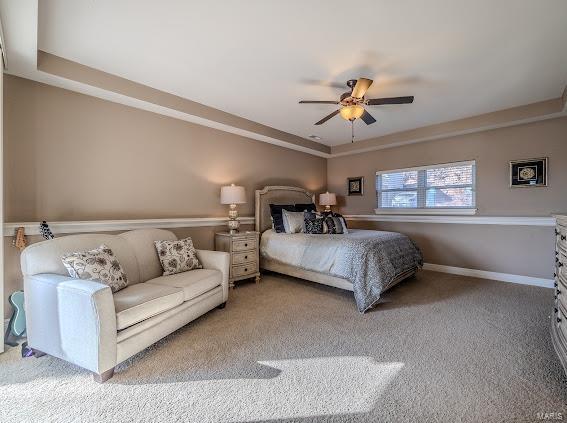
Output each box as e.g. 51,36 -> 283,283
347,176 -> 364,196
510,157 -> 548,188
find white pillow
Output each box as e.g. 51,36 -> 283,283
282,210 -> 305,233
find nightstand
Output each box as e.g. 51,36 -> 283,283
214,231 -> 260,289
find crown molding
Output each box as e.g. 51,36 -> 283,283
331,98 -> 567,157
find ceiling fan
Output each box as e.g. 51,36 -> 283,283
299,78 -> 414,126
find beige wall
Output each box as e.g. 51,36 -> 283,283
4,75 -> 326,221
328,117 -> 567,278
2,75 -> 326,317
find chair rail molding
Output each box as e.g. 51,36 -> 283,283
344,214 -> 556,226
3,217 -> 255,237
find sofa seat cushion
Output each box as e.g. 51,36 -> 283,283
148,269 -> 222,302
113,283 -> 184,330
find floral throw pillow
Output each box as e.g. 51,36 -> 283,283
154,237 -> 202,276
61,244 -> 129,293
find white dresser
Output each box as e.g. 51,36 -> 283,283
551,214 -> 567,374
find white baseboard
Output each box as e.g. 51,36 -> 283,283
423,263 -> 554,288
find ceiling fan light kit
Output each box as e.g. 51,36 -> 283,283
299,77 -> 414,142
339,105 -> 365,121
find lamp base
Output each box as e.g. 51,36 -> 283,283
228,204 -> 240,234
324,205 -> 332,213
228,219 -> 240,234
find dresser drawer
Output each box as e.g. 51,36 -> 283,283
232,238 -> 256,252
557,302 -> 567,342
232,251 -> 256,265
557,251 -> 567,280
557,276 -> 567,307
557,224 -> 567,254
232,262 -> 258,278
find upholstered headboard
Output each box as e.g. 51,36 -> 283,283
255,186 -> 315,233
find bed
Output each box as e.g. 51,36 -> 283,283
255,186 -> 423,312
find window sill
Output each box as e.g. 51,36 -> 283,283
374,208 -> 477,216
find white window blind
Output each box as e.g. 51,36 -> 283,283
376,161 -> 476,212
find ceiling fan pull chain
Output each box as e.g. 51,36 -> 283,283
351,120 -> 354,143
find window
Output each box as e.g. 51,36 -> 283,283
375,161 -> 476,215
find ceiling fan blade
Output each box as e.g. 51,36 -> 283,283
366,96 -> 414,105
360,110 -> 377,125
299,100 -> 339,104
351,78 -> 373,98
315,110 -> 340,125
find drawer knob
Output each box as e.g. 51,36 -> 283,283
556,229 -> 560,236
555,307 -> 559,313
244,268 -> 248,272
562,235 -> 567,241
555,282 -> 558,287
558,290 -> 562,294
244,256 -> 248,260
558,317 -> 562,323
244,243 -> 248,247
559,263 -> 564,268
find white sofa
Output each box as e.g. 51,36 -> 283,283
20,228 -> 229,382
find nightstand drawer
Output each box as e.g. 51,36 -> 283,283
233,262 -> 258,277
232,238 -> 256,252
232,251 -> 256,265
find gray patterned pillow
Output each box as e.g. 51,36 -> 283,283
61,244 -> 129,293
325,216 -> 345,234
304,213 -> 325,234
154,237 -> 202,276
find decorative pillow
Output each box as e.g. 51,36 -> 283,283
282,210 -> 305,233
62,244 -> 129,293
325,216 -> 346,234
269,204 -> 296,233
154,237 -> 202,276
295,203 -> 317,213
304,212 -> 325,234
322,211 -> 349,234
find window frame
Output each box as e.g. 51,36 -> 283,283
374,160 -> 477,215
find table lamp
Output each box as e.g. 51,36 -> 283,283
319,192 -> 337,213
221,184 -> 247,234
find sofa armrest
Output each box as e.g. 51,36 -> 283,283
24,274 -> 117,374
196,250 -> 230,301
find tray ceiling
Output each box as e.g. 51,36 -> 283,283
29,0 -> 567,146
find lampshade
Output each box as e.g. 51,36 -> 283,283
220,184 -> 246,205
339,105 -> 365,121
319,192 -> 337,206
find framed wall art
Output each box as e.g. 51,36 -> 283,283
347,176 -> 364,196
510,157 -> 547,188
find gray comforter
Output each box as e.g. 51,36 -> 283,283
261,229 -> 423,312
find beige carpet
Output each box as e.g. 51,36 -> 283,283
1,270 -> 566,422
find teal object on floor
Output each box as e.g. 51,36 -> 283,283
4,291 -> 26,347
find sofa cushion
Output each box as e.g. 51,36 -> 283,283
118,229 -> 177,283
113,283 -> 184,330
21,234 -> 140,284
148,269 -> 221,302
